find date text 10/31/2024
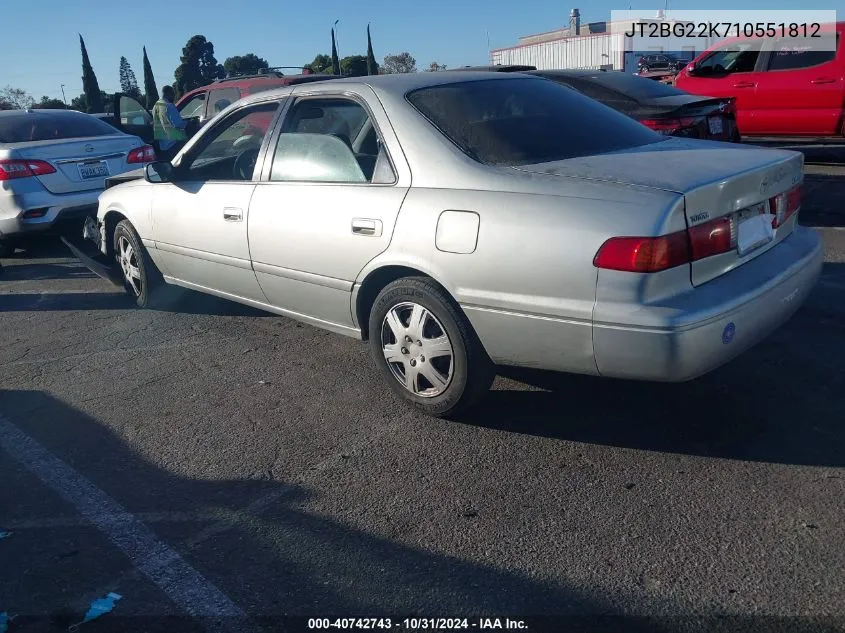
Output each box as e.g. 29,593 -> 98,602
307,618 -> 529,630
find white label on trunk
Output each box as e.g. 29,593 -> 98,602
738,213 -> 775,256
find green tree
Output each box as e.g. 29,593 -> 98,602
142,46 -> 159,109
174,35 -> 225,98
366,25 -> 378,75
305,54 -> 332,74
119,56 -> 142,100
0,86 -> 34,109
36,96 -> 67,109
70,90 -> 111,113
425,61 -> 447,72
223,53 -> 270,77
341,55 -> 368,77
381,52 -> 417,74
330,29 -> 340,75
79,34 -> 104,113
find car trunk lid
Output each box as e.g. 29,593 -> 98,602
10,135 -> 143,194
513,137 -> 804,285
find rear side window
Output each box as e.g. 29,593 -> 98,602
767,36 -> 838,71
406,77 -> 662,167
0,113 -> 119,143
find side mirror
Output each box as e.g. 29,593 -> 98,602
145,161 -> 174,183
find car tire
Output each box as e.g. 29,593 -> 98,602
113,219 -> 164,308
369,276 -> 495,418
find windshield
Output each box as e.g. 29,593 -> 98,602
579,72 -> 689,100
0,111 -> 120,143
406,77 -> 662,167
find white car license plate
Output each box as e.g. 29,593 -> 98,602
737,203 -> 774,255
708,117 -> 724,135
78,161 -> 109,180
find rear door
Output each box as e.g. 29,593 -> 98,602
751,34 -> 843,135
247,87 -> 410,328
677,40 -> 765,133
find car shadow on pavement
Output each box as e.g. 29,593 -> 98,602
461,263 -> 845,468
0,390 -> 673,633
801,174 -> 845,228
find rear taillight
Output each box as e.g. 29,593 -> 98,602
594,216 -> 737,273
0,159 -> 56,181
127,145 -> 156,164
769,184 -> 802,229
593,233 -> 690,273
640,117 -> 697,134
688,216 -> 736,260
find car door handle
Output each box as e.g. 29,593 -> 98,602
223,207 -> 243,222
811,77 -> 836,84
732,81 -> 756,88
351,218 -> 382,237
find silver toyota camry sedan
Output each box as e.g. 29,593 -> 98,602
81,72 -> 822,417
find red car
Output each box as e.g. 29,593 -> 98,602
113,71 -> 341,145
675,22 -> 845,137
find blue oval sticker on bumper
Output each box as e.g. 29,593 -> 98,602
722,322 -> 736,345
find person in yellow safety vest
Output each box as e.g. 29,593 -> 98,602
152,85 -> 187,161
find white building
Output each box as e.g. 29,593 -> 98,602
491,9 -> 718,72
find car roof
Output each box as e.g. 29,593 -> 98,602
0,108 -> 98,120
178,73 -> 342,100
240,71 -> 545,104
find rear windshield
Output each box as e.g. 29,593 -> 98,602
574,72 -> 689,100
406,77 -> 662,166
0,112 -> 119,143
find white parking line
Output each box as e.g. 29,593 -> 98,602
0,413 -> 259,633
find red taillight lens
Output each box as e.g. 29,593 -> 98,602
593,232 -> 691,272
0,159 -> 56,181
769,184 -> 802,228
688,216 -> 736,261
640,117 -> 697,134
127,145 -> 156,164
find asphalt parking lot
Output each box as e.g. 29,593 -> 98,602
1,143 -> 844,633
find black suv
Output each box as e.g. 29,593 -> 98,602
636,54 -> 685,74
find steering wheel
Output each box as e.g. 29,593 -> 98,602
233,148 -> 260,181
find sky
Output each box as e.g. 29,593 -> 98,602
3,0 -> 841,101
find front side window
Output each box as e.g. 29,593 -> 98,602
269,97 -> 395,184
180,101 -> 279,182
178,94 -> 206,119
407,77 -> 662,167
695,43 -> 761,76
767,36 -> 838,71
205,88 -> 242,119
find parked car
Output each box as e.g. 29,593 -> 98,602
637,54 -> 686,74
77,73 -> 821,417
532,70 -> 740,141
454,66 -> 739,141
115,71 -> 342,146
675,22 -> 845,136
0,108 -> 155,256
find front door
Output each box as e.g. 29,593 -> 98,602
679,41 -> 764,134
150,99 -> 282,302
247,89 -> 410,329
117,94 -> 154,143
752,34 -> 843,135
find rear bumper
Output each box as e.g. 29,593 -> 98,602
0,187 -> 100,240
592,226 -> 823,381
